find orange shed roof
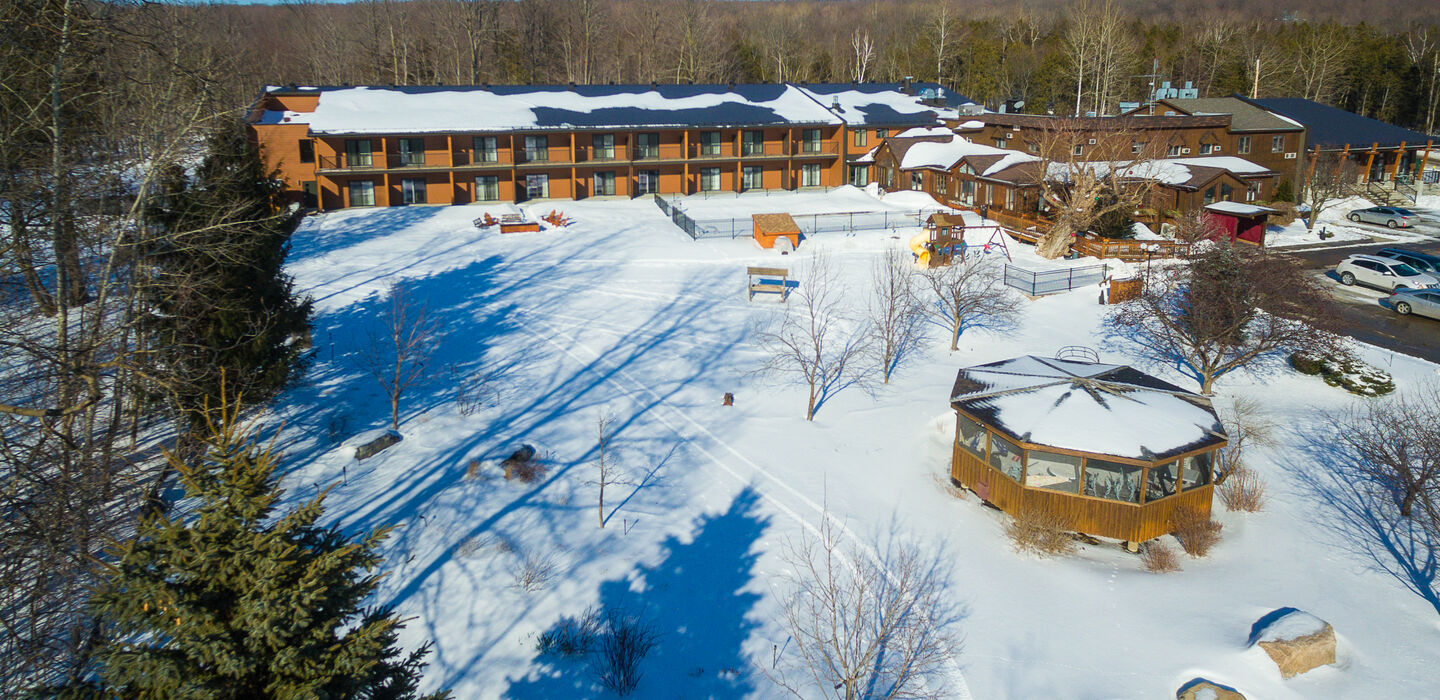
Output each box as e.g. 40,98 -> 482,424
752,213 -> 801,234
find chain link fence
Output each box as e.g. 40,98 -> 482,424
655,194 -> 942,241
1003,263 -> 1109,296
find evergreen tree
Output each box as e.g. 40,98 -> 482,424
139,122 -> 313,422
54,394 -> 447,699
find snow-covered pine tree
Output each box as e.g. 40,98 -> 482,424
56,393 -> 447,699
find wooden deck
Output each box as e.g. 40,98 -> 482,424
951,446 -> 1214,542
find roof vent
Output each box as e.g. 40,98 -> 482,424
569,81 -> 577,91
831,97 -> 842,112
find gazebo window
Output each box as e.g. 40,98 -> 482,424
1027,450 -> 1081,493
989,433 -> 1024,483
1145,461 -> 1180,502
1083,458 -> 1142,503
1182,452 -> 1213,489
956,414 -> 988,459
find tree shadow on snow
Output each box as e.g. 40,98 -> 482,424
1282,420 -> 1440,614
502,487 -> 770,699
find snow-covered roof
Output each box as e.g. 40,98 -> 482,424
897,126 -> 955,139
853,145 -> 880,164
1047,156 -> 1273,187
1204,201 -> 1277,216
899,135 -> 1038,173
795,82 -> 974,126
255,110 -> 311,126
956,119 -> 986,130
300,84 -> 844,134
951,356 -> 1227,461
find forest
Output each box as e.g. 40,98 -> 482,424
185,0 -> 1440,132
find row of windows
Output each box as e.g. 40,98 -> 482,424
956,413 -> 1211,504
341,164 -> 824,205
992,134 -> 1291,159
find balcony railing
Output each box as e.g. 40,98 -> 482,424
315,139 -> 838,172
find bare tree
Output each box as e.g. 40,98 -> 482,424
916,257 -> 1021,351
867,248 -> 924,383
1105,243 -> 1339,395
757,252 -> 871,421
1214,395 -> 1276,485
767,514 -> 964,699
1328,383 -> 1440,525
850,30 -> 875,83
1301,151 -> 1359,231
358,283 -> 438,431
589,412 -> 630,529
1029,118 -> 1168,258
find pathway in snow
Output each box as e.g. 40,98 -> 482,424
516,309 -> 976,700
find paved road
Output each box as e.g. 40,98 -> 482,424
1284,208 -> 1440,363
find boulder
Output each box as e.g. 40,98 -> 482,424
355,430 -> 402,460
1249,608 -> 1336,679
1176,678 -> 1246,700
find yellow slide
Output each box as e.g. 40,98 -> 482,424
909,231 -> 931,268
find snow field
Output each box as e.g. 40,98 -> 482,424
272,188 -> 1440,698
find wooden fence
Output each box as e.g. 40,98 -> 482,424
1071,236 -> 1191,262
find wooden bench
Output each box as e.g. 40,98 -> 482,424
747,266 -> 790,301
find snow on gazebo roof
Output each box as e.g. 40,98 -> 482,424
950,356 -> 1227,461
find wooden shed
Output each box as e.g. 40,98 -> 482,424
1203,201 -> 1276,246
949,355 -> 1228,544
752,213 -> 802,250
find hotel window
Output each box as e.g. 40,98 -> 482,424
636,169 -> 660,195
994,138 -> 1007,149
475,175 -> 499,201
400,178 -> 427,204
301,181 -> 318,207
524,135 -> 549,163
1004,187 -> 1015,210
876,128 -> 889,139
1271,135 -> 1285,152
1167,144 -> 1183,157
298,140 -> 315,164
699,167 -> 721,192
801,163 -> 822,187
1199,143 -> 1216,155
1237,135 -> 1252,154
1246,180 -> 1262,202
742,130 -> 764,156
592,171 -> 616,196
1203,187 -> 1216,205
398,138 -> 425,166
742,165 -> 764,191
592,133 -> 615,160
473,136 -> 498,163
910,172 -> 923,191
636,133 -> 660,159
1131,141 -> 1144,155
849,165 -> 870,187
853,129 -> 868,147
344,139 -> 372,167
525,173 -> 549,200
1072,144 -> 1084,156
801,129 -> 822,154
1220,183 -> 1233,201
347,180 -> 375,206
699,131 -> 722,156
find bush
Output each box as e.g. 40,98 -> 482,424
509,457 -> 550,484
1268,200 -> 1300,226
1140,540 -> 1181,573
1289,351 -> 1394,397
1005,507 -> 1077,557
536,608 -> 602,658
1273,178 -> 1295,204
511,551 -> 558,592
595,609 -> 659,696
1171,507 -> 1222,557
1217,466 -> 1267,512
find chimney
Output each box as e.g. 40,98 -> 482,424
728,81 -> 736,92
902,76 -> 913,94
651,81 -> 658,91
569,81 -> 577,91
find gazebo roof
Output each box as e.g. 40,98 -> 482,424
950,356 -> 1227,461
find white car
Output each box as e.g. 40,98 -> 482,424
1335,254 -> 1440,291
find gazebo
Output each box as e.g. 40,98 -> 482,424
949,355 -> 1228,543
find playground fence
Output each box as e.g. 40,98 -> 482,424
1003,263 -> 1109,296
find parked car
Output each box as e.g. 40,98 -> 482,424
1335,254 -> 1440,291
1347,206 -> 1419,228
1373,247 -> 1440,277
1387,288 -> 1440,320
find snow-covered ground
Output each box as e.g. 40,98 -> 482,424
670,184 -> 941,220
271,189 -> 1440,699
1265,195 -> 1432,248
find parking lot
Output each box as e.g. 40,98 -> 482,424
1294,212 -> 1440,363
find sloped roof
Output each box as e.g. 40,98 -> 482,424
289,84 -> 845,134
950,356 -> 1227,461
794,81 -> 975,126
1158,97 -> 1304,133
1250,97 -> 1432,149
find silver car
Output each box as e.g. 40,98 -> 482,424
1348,206 -> 1418,228
1387,288 -> 1440,320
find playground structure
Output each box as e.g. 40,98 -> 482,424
909,213 -> 1012,268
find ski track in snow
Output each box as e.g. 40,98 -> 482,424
517,310 -> 976,700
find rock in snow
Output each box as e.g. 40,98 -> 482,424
1250,608 -> 1337,679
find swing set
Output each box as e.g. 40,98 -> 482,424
909,212 -> 1012,268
